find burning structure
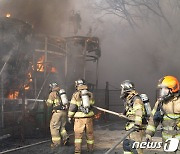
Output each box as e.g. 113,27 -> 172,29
0,17 -> 101,138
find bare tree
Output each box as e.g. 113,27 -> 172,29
96,0 -> 177,29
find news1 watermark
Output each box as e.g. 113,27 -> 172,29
132,138 -> 179,152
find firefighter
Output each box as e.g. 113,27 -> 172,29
120,80 -> 145,154
145,76 -> 180,153
46,82 -> 69,148
68,79 -> 95,154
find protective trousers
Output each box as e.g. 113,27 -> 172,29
50,110 -> 68,145
124,130 -> 144,154
74,118 -> 94,154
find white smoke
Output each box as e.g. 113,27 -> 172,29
69,0 -> 180,103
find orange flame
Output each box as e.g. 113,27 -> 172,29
7,55 -> 58,98
23,72 -> 33,90
36,55 -> 57,73
8,91 -> 19,99
37,56 -> 45,72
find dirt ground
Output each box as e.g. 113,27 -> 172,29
1,120 -> 178,154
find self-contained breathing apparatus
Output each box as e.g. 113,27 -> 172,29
79,89 -> 91,114
53,89 -> 69,110
140,94 -> 152,119
123,94 -> 151,124
59,89 -> 69,106
75,79 -> 92,114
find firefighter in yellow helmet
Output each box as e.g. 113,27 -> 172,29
68,79 -> 95,154
120,80 -> 146,154
145,76 -> 180,153
46,82 -> 69,148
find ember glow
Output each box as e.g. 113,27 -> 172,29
94,111 -> 102,120
8,91 -> 19,99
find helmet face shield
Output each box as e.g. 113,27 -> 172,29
120,86 -> 124,98
157,87 -> 172,101
120,85 -> 128,99
120,80 -> 135,99
157,76 -> 180,101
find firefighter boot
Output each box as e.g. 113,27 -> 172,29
87,144 -> 94,154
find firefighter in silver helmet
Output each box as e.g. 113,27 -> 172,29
120,80 -> 145,154
46,82 -> 69,148
145,76 -> 180,153
68,79 -> 95,154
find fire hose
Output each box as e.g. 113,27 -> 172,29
93,106 -> 129,120
105,128 -> 135,154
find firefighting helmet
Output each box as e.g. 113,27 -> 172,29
120,80 -> 135,99
157,76 -> 180,101
49,82 -> 58,91
75,79 -> 86,88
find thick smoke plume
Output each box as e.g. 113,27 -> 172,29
0,0 -> 71,35
1,0 -> 180,104
70,0 -> 180,103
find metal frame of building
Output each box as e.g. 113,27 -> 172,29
0,18 -> 101,137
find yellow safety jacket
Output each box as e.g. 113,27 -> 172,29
68,85 -> 95,118
146,95 -> 180,141
124,91 -> 145,130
